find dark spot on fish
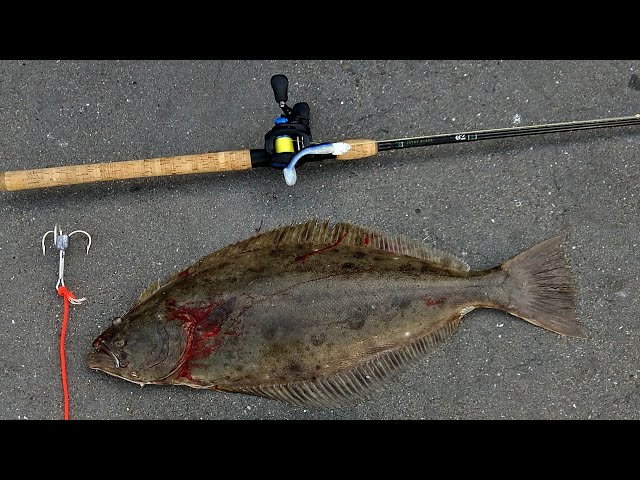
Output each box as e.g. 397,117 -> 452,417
353,251 -> 367,259
315,364 -> 321,370
392,296 -> 413,310
288,362 -> 303,372
348,315 -> 366,330
216,261 -> 232,269
399,263 -> 416,272
420,264 -> 437,273
341,262 -> 356,270
262,325 -> 278,341
309,333 -> 325,346
629,74 -> 640,91
247,266 -> 263,273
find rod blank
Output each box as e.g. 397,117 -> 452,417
377,114 -> 640,152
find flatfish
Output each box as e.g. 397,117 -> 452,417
86,220 -> 585,407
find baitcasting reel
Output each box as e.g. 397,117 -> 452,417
263,74 -> 313,168
258,75 -> 351,185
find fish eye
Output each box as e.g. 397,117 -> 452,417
113,338 -> 126,348
112,317 -> 122,326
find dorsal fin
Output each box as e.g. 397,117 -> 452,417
331,221 -> 469,272
148,220 -> 469,298
195,219 -> 469,273
224,317 -> 463,408
132,278 -> 161,308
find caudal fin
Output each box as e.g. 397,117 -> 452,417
499,235 -> 587,338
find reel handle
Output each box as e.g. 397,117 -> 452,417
271,74 -> 289,105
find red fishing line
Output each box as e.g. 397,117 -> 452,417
42,226 -> 91,420
57,285 -> 78,420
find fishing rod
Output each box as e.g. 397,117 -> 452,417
1,74 -> 639,192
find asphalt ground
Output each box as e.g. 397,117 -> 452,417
1,60 -> 639,420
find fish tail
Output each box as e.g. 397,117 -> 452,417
497,235 -> 587,338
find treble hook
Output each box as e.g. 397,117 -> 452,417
42,226 -> 91,304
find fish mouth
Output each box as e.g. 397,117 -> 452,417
86,340 -> 127,370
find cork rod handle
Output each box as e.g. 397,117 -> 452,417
0,150 -> 253,191
335,139 -> 378,160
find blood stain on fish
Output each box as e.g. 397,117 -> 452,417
295,232 -> 349,263
177,325 -> 225,383
423,296 -> 447,306
167,302 -> 215,323
166,299 -> 236,382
